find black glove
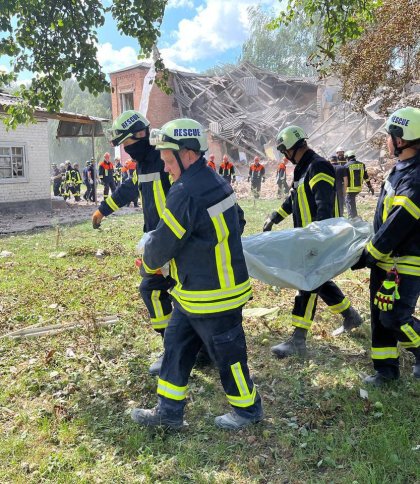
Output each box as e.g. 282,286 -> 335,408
369,186 -> 374,195
263,218 -> 274,231
351,249 -> 368,270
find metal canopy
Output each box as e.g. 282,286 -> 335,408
56,119 -> 105,138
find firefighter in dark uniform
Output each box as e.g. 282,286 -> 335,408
114,157 -> 123,187
219,154 -> 236,184
248,156 -> 265,198
98,152 -> 116,200
263,126 -> 363,357
73,163 -> 83,201
343,150 -> 374,218
63,161 -> 81,201
92,110 -> 173,375
352,107 -> 420,385
276,157 -> 289,199
131,118 -> 263,430
330,154 -> 346,216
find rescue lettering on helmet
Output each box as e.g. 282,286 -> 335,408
173,128 -> 201,137
121,114 -> 140,129
391,116 -> 410,127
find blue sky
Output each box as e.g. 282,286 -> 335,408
0,0 -> 283,80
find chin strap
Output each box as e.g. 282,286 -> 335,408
174,151 -> 185,174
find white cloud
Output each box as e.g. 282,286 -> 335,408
160,0 -> 279,65
0,64 -> 9,74
96,42 -> 139,73
167,0 -> 194,8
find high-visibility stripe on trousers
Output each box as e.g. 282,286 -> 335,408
139,273 -> 174,333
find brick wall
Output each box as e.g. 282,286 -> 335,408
0,117 -> 51,211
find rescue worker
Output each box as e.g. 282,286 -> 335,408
122,159 -> 139,207
219,154 -> 236,184
263,126 -> 363,357
83,160 -> 95,202
73,163 -> 83,201
207,153 -> 216,171
352,107 -> 420,385
248,156 -> 265,198
63,161 -> 74,201
343,150 -> 374,218
91,110 -> 172,375
98,152 -> 116,200
131,118 -> 263,430
336,146 -> 346,163
114,157 -> 123,187
276,157 -> 289,199
51,163 -> 62,196
58,163 -> 66,198
330,154 -> 346,216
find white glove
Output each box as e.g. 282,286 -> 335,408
136,232 -> 152,256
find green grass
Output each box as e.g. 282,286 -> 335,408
0,197 -> 419,483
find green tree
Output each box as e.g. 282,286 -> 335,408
0,0 -> 167,128
47,79 -> 112,165
240,5 -> 318,77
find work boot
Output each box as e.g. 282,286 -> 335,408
363,370 -> 399,387
149,352 -> 164,376
271,327 -> 307,358
215,410 -> 263,430
131,406 -> 186,429
332,306 -> 363,336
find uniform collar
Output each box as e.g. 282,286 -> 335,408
395,153 -> 420,171
179,157 -> 206,181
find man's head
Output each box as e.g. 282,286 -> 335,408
52,163 -> 57,167
276,125 -> 308,164
254,156 -> 260,165
86,160 -> 91,166
114,156 -> 120,162
209,154 -> 215,162
59,163 -> 65,169
385,107 -> 420,158
74,162 -> 79,169
150,118 -> 207,182
222,154 -> 228,163
329,154 -> 338,164
65,160 -> 71,168
336,146 -> 345,161
104,152 -> 110,162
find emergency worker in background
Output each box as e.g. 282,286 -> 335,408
248,156 -> 265,198
276,157 -> 289,199
352,107 -> 420,385
131,118 -> 263,430
207,153 -> 216,171
59,163 -> 66,198
98,152 -> 116,200
336,146 -> 346,163
121,159 -> 139,207
114,156 -> 123,187
219,154 -> 236,184
83,160 -> 95,202
343,150 -> 374,218
51,163 -> 62,196
263,126 -> 363,357
73,163 -> 83,201
63,161 -> 80,202
92,110 -> 172,375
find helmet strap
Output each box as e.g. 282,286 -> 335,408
174,150 -> 185,174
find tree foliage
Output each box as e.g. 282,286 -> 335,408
241,6 -> 318,77
334,0 -> 420,112
0,0 -> 167,128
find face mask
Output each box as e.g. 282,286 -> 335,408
124,138 -> 150,162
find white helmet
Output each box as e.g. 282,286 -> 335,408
150,118 -> 208,153
345,150 -> 356,159
336,146 -> 345,153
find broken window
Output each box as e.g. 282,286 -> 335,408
0,144 -> 26,181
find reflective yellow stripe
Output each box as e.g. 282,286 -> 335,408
347,164 -> 363,192
151,313 -> 171,330
157,379 -> 188,401
162,208 -> 186,239
277,206 -> 290,219
226,386 -> 257,408
132,170 -> 138,184
297,184 -> 312,227
371,347 -> 399,360
171,279 -> 251,301
211,213 -> 235,288
169,259 -> 179,283
377,262 -> 420,277
142,259 -> 159,275
151,290 -> 163,320
170,287 -> 252,314
105,196 -> 119,212
291,315 -> 313,330
304,293 -> 317,321
328,297 -> 351,314
393,196 -> 420,220
309,173 -> 335,190
153,180 -> 166,218
400,324 -> 420,348
231,362 -> 249,397
366,241 -> 391,261
334,195 -> 339,217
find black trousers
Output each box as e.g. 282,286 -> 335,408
157,307 -> 262,419
370,266 -> 420,376
336,188 -> 345,217
292,280 -> 350,330
103,179 -> 116,199
345,193 -> 359,218
139,274 -> 174,333
53,181 -> 61,196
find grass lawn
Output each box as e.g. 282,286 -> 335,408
0,197 -> 419,483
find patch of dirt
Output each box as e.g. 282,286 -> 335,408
0,198 -> 141,235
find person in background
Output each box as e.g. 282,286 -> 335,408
248,156 -> 265,198
207,153 -> 216,171
219,154 -> 236,184
98,152 -> 116,200
343,150 -> 374,218
276,157 -> 289,199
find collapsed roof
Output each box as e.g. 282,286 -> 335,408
171,62 -> 386,161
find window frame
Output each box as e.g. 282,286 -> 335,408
0,142 -> 29,184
